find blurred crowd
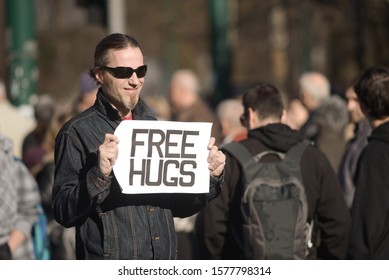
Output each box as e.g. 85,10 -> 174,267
0,65 -> 386,260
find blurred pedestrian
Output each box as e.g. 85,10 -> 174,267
338,85 -> 371,209
143,94 -> 171,120
315,95 -> 349,173
285,98 -> 308,131
76,70 -> 99,113
168,68 -> 224,259
0,132 -> 40,259
196,83 -> 350,260
169,69 -> 223,145
216,98 -> 247,145
348,66 -> 389,259
298,71 -> 331,142
0,79 -> 35,158
22,94 -> 56,175
35,106 -> 77,259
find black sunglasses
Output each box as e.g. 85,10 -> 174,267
101,65 -> 147,79
240,113 -> 247,127
240,107 -> 253,127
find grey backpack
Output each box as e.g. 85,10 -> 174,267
222,140 -> 314,259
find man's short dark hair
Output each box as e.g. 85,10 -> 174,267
354,66 -> 389,120
242,83 -> 284,120
89,33 -> 141,79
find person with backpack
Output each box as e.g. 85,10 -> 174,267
195,83 -> 351,260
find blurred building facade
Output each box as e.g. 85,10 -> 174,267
1,0 -> 389,106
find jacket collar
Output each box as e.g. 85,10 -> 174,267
369,121 -> 389,144
94,88 -> 151,121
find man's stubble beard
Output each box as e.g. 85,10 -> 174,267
127,94 -> 139,111
104,74 -> 140,111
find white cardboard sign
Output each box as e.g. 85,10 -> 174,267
113,120 -> 212,194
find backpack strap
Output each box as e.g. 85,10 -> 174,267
223,140 -> 310,184
222,142 -> 284,183
222,142 -> 254,166
223,140 -> 310,165
222,142 -> 257,182
284,140 -> 310,164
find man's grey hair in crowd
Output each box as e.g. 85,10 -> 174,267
299,72 -> 331,103
316,95 -> 349,134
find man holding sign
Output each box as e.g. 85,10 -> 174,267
52,33 -> 225,260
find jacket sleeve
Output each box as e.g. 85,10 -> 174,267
170,175 -> 223,218
305,148 -> 351,259
52,130 -> 112,228
195,154 -> 238,259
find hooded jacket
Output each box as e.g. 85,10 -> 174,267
196,123 -> 350,259
349,122 -> 389,259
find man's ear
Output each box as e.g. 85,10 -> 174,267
280,110 -> 287,124
248,107 -> 257,129
95,69 -> 104,84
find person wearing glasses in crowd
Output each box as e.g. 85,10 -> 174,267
195,83 -> 350,259
52,33 -> 226,260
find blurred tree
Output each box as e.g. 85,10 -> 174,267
2,0 -> 388,105
6,0 -> 38,106
208,0 -> 232,104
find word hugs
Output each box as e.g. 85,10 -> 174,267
129,129 -> 198,187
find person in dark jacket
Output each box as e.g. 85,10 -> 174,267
348,66 -> 389,259
195,83 -> 351,260
169,69 -> 223,145
52,33 -> 226,260
298,71 -> 331,143
338,85 -> 371,210
168,69 -> 224,260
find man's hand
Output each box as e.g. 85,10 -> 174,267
7,229 -> 26,253
98,133 -> 119,177
207,137 -> 226,178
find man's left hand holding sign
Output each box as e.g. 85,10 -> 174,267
207,136 -> 226,178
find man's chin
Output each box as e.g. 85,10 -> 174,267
127,97 -> 139,110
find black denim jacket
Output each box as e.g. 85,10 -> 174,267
52,90 -> 222,259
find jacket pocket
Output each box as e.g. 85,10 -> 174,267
100,212 -> 119,259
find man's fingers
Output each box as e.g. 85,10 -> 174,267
208,147 -> 226,177
208,137 -> 216,150
99,133 -> 120,176
104,133 -> 119,144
